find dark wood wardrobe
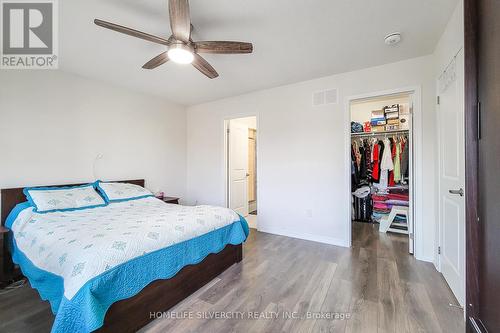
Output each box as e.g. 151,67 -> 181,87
465,0 -> 500,331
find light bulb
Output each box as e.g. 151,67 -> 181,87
167,44 -> 194,64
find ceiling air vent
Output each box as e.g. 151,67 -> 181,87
312,89 -> 338,106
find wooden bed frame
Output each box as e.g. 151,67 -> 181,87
0,179 -> 243,332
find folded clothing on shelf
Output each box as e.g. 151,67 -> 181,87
372,194 -> 388,201
371,187 -> 410,224
385,199 -> 409,206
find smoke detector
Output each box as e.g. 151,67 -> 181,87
384,32 -> 401,46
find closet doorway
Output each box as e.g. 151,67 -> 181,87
224,116 -> 258,229
348,91 -> 417,254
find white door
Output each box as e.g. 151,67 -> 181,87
228,120 -> 249,216
438,50 -> 465,306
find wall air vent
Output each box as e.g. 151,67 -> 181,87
313,89 -> 338,106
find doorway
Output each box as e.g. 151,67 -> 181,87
224,116 -> 258,229
347,90 -> 418,255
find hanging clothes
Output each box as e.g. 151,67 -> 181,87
393,139 -> 402,183
379,169 -> 388,189
400,139 -> 409,178
351,133 -> 409,190
388,138 -> 396,187
364,139 -> 372,180
380,138 -> 394,171
372,142 -> 380,181
358,145 -> 367,180
353,141 -> 361,168
351,145 -> 359,189
351,130 -> 410,226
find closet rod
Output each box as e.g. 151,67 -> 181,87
351,129 -> 409,138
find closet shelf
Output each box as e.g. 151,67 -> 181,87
351,129 -> 409,138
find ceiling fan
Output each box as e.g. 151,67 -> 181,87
94,0 -> 253,79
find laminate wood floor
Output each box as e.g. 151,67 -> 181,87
0,223 -> 464,333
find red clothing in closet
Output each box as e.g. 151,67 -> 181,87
372,143 -> 380,181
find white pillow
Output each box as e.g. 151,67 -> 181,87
24,184 -> 107,213
96,182 -> 153,203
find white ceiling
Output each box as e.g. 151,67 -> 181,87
60,0 -> 458,105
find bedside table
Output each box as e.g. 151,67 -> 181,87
161,196 -> 180,204
0,226 -> 11,288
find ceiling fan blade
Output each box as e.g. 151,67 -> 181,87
142,52 -> 169,69
192,54 -> 219,79
94,19 -> 170,46
168,0 -> 191,43
194,41 -> 253,54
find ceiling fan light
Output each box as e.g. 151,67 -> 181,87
167,44 -> 194,64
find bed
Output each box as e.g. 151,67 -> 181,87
0,179 -> 249,333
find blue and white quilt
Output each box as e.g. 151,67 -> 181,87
6,197 -> 249,333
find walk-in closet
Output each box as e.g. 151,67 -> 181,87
350,94 -> 414,253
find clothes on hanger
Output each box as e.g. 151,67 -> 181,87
351,133 -> 409,193
380,138 -> 394,172
400,138 -> 409,178
393,139 -> 402,183
359,144 -> 367,180
351,134 -> 409,188
351,132 -> 410,224
372,142 -> 380,181
351,145 -> 360,190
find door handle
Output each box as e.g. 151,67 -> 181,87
449,188 -> 464,197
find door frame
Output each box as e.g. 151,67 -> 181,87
223,115 -> 259,219
464,0 -> 481,330
344,86 -> 424,260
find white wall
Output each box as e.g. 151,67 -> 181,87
0,70 -> 187,207
434,0 -> 464,76
186,55 -> 437,261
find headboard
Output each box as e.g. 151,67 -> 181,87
0,179 -> 145,227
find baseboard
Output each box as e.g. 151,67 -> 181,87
433,258 -> 440,271
415,253 -> 436,264
257,226 -> 348,247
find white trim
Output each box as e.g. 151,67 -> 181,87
223,120 -> 230,208
418,255 -> 437,264
258,226 -> 348,247
344,86 -> 425,261
436,77 -> 443,272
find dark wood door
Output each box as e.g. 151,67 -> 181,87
472,0 -> 500,331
